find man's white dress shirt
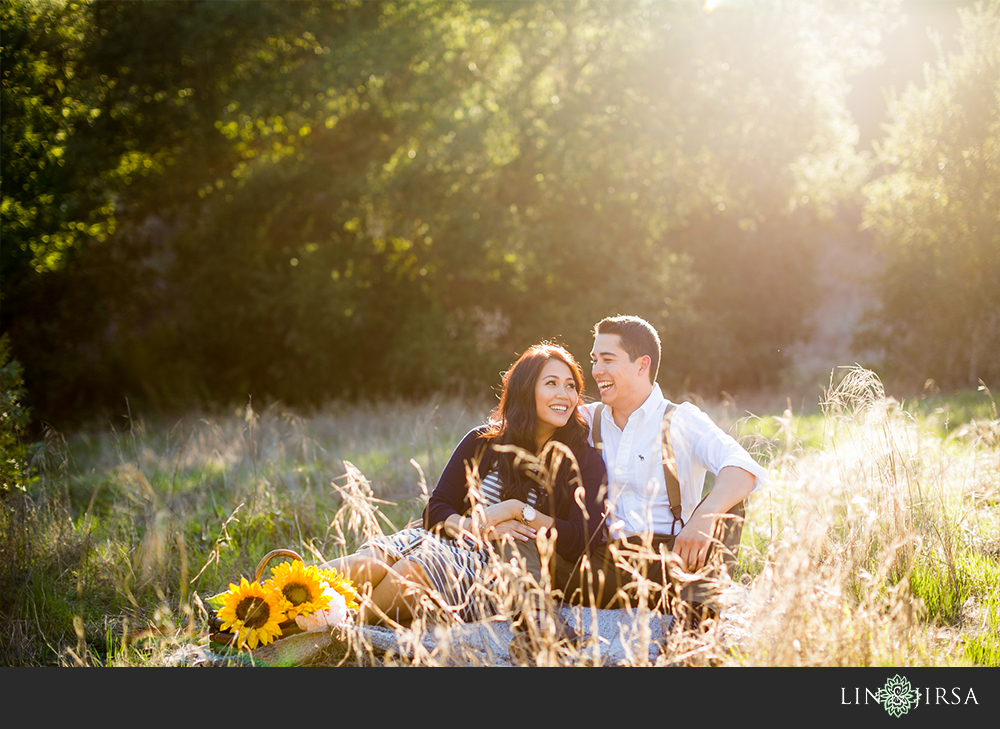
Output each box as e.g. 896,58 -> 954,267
583,384 -> 768,541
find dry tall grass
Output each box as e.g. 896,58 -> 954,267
715,367 -> 999,667
2,369 -> 997,666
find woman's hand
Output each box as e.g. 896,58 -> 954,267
464,499 -> 552,544
481,499 -> 555,543
483,500 -> 524,527
468,500 -> 524,539
445,501 -> 528,542
486,519 -> 536,543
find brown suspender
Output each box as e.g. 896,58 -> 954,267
593,401 -> 684,529
592,402 -> 747,564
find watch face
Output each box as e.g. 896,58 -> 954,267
523,505 -> 536,522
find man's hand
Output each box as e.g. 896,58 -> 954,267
672,511 -> 717,572
671,465 -> 755,572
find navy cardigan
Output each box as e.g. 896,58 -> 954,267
423,426 -> 608,563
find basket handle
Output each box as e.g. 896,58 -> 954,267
253,549 -> 304,583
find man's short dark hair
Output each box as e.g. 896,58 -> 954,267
593,315 -> 661,385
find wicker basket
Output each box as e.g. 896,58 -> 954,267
207,548 -> 308,648
204,549 -> 361,666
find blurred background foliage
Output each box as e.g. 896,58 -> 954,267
2,0 -> 998,429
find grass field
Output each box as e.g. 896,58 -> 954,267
1,368 -> 997,667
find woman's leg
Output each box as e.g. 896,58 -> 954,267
322,546 -> 397,587
362,558 -> 433,628
321,546 -> 405,622
321,541 -> 443,627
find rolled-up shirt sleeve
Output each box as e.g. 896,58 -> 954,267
673,403 -> 769,494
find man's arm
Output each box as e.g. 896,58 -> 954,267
672,465 -> 755,572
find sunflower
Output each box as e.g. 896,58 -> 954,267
319,567 -> 361,611
266,561 -> 331,619
216,577 -> 285,650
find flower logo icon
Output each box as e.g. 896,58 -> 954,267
878,675 -> 920,717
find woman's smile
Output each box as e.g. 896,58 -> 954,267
535,358 -> 579,445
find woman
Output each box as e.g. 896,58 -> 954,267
324,343 -> 607,627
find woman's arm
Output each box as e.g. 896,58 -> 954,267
423,428 -> 490,535
520,443 -> 608,563
422,427 -> 538,544
423,429 -> 604,551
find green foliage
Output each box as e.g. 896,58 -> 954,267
908,559 -> 967,625
0,493 -> 90,665
907,550 -> 1000,659
1,0 -> 895,425
903,383 -> 1000,437
860,0 -> 1000,389
1,0 -> 97,277
0,334 -> 32,496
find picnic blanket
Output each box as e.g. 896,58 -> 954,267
165,606 -> 674,667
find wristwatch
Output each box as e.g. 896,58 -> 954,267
519,503 -> 536,525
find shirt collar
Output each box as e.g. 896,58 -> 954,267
605,383 -> 665,427
636,383 -> 666,418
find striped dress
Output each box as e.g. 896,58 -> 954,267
359,468 -> 539,623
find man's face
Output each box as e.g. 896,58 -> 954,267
590,333 -> 650,410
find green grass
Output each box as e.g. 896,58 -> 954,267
1,397 -> 487,666
2,376 -> 998,667
964,589 -> 1000,667
908,552 -> 1000,626
903,386 -> 999,437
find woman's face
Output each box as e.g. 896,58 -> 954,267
534,358 -> 579,443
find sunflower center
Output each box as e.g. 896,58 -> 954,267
283,582 -> 312,605
236,596 -> 271,629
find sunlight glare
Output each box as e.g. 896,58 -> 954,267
705,0 -> 748,12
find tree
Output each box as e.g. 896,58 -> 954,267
0,335 -> 31,496
860,0 -> 1000,388
2,1 -> 895,424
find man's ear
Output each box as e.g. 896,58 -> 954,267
637,355 -> 651,377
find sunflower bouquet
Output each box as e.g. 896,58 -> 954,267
207,550 -> 360,651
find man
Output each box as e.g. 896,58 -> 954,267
559,314 -> 768,621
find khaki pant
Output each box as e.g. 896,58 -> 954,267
494,537 -> 571,636
553,509 -> 745,617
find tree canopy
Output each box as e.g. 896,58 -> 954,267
5,0 -> 989,426
860,0 -> 1000,388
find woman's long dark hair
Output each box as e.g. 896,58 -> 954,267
483,343 -> 589,504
